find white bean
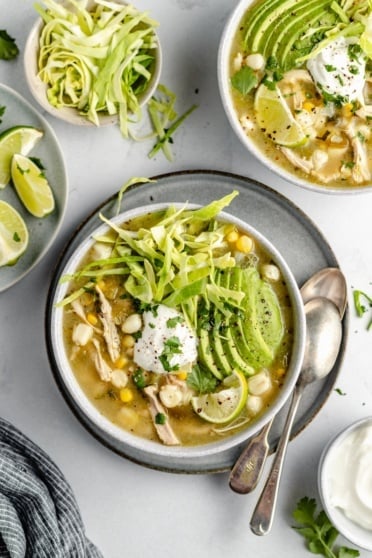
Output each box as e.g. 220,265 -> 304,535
122,313 -> 142,334
72,323 -> 93,346
245,53 -> 265,71
261,263 -> 281,282
246,395 -> 263,415
159,385 -> 183,408
110,370 -> 128,389
248,371 -> 272,396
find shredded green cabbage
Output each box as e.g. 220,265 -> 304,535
35,0 -> 159,136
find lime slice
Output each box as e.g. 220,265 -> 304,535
191,369 -> 248,424
254,84 -> 307,147
11,154 -> 55,218
0,200 -> 29,266
0,126 -> 43,189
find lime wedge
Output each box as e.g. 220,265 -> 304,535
11,154 -> 55,218
0,200 -> 29,266
0,126 -> 43,189
254,84 -> 307,147
191,369 -> 248,424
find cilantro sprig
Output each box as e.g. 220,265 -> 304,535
292,497 -> 360,558
0,30 -> 19,60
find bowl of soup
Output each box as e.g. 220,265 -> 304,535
46,192 -> 306,472
24,0 -> 162,128
218,0 -> 372,194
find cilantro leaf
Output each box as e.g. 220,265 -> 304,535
292,497 -> 360,558
231,66 -> 258,96
187,364 -> 218,394
0,30 -> 19,60
0,105 -> 5,123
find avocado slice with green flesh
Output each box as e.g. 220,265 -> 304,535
243,0 -> 340,71
261,0 -> 331,61
197,322 -> 224,380
217,268 -> 256,376
244,0 -> 296,50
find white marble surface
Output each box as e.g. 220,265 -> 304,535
1,1 -> 372,556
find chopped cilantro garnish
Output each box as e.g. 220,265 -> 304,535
187,364 -> 218,394
166,315 -> 184,328
13,232 -> 21,243
155,412 -> 167,425
0,105 -> 5,123
159,336 -> 182,372
132,369 -> 147,389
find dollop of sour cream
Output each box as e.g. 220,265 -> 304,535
327,422 -> 372,530
307,37 -> 366,102
133,304 -> 198,374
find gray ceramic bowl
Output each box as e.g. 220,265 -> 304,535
24,8 -> 162,126
319,417 -> 372,551
46,203 -> 306,473
217,0 -> 372,195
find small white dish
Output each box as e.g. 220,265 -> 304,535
24,13 -> 162,127
318,417 -> 372,551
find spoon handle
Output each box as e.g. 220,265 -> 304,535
229,419 -> 273,494
250,386 -> 303,536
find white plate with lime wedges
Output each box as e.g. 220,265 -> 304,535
0,83 -> 67,292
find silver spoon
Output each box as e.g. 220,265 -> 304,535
250,296 -> 343,535
229,267 -> 347,494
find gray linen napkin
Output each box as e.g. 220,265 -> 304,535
0,418 -> 103,558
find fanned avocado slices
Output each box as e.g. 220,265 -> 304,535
197,266 -> 284,379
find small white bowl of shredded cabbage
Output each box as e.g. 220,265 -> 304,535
24,0 -> 162,134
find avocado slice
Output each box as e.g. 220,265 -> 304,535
261,0 -> 331,62
197,324 -> 224,380
243,0 -> 340,71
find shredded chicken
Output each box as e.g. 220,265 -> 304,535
144,385 -> 180,446
71,299 -> 101,333
91,339 -> 112,382
343,117 -> 371,184
96,285 -> 121,362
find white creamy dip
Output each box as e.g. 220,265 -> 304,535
328,422 -> 372,530
307,37 -> 366,102
133,304 -> 198,374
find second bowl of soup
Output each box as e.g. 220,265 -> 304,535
218,0 -> 372,194
47,192 -> 306,472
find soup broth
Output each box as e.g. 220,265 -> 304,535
61,197 -> 294,447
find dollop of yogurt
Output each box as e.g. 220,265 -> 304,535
133,304 -> 198,374
327,422 -> 372,530
307,37 -> 366,102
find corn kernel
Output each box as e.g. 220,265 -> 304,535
177,371 -> 188,381
122,334 -> 135,349
236,234 -> 254,254
226,230 -> 239,243
302,101 -> 314,112
341,103 -> 354,118
119,388 -> 133,403
87,312 -> 98,326
275,368 -> 286,379
115,356 -> 128,369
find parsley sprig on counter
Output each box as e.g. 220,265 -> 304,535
292,497 -> 359,558
0,30 -> 19,60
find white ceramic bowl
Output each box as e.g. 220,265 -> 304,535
217,0 -> 372,195
46,203 -> 306,473
24,11 -> 162,126
318,417 -> 372,551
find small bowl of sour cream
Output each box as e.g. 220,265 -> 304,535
318,417 -> 372,551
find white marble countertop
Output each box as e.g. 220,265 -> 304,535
1,1 -> 372,556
